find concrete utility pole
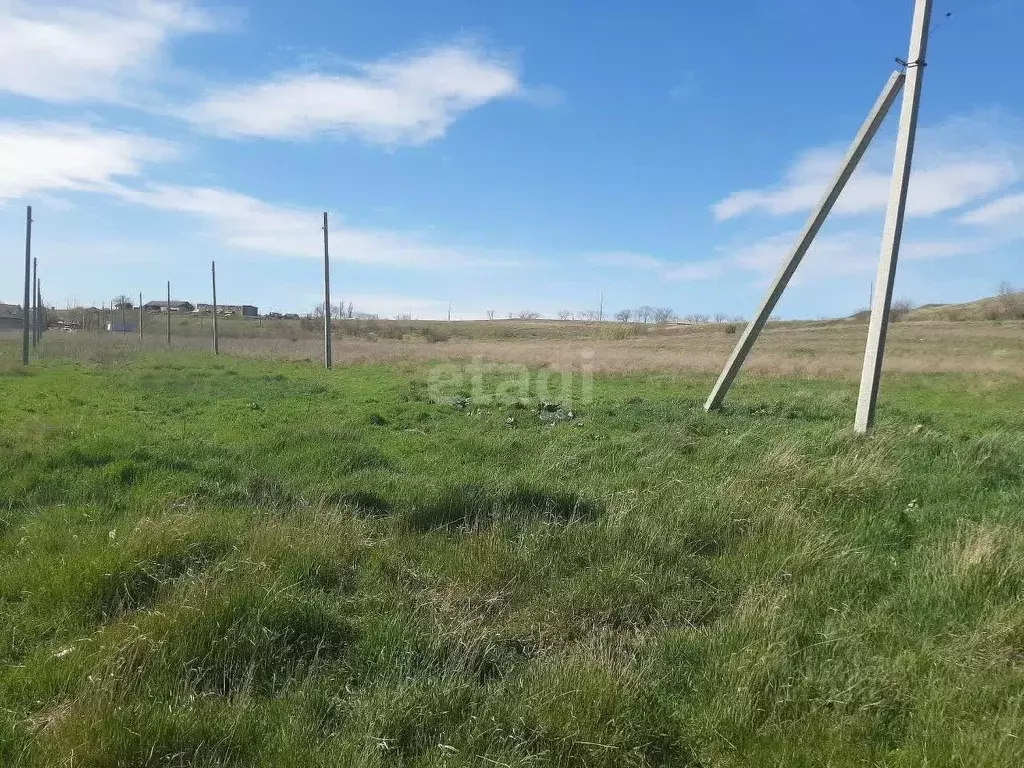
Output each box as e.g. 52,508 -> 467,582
856,0 -> 933,433
21,206 -> 31,365
31,258 -> 38,346
121,300 -> 126,336
323,212 -> 332,369
139,292 -> 144,339
166,281 -> 172,345
705,71 -> 906,412
211,261 -> 219,355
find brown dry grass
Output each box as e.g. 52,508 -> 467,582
17,319 -> 1024,378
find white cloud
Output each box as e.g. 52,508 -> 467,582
0,122 -> 174,201
713,112 -> 1024,222
113,183 -> 520,269
182,43 -> 521,143
960,192 -> 1024,226
0,0 -> 214,103
688,226 -> 1007,289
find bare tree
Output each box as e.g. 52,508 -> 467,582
713,312 -> 728,323
653,307 -> 676,324
486,309 -> 496,320
615,309 -> 632,323
517,310 -> 541,320
347,302 -> 353,319
997,282 -> 1023,319
557,310 -> 573,321
580,309 -> 601,322
635,306 -> 654,324
890,298 -> 916,322
113,295 -> 133,311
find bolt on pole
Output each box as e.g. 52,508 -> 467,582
211,261 -> 219,355
705,71 -> 906,412
855,0 -> 933,434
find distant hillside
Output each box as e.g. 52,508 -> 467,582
903,290 -> 1024,321
846,289 -> 1024,322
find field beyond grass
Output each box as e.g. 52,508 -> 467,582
1,341 -> 1023,766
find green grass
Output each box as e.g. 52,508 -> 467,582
1,342 -> 1023,766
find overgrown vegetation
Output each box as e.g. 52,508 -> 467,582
1,341 -> 1023,766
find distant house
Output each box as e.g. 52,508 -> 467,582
144,300 -> 194,313
194,303 -> 259,317
0,303 -> 24,332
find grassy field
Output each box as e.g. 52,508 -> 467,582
1,331 -> 1023,766
21,317 -> 1024,378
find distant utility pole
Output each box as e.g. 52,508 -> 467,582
599,293 -> 605,322
37,278 -> 43,341
855,0 -> 933,434
211,261 -> 219,355
323,212 -> 332,369
139,292 -> 144,339
31,257 -> 38,346
121,300 -> 126,336
166,281 -> 172,345
21,206 -> 31,365
704,70 -> 905,413
448,302 -> 452,322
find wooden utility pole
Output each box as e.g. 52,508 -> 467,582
21,206 -> 31,365
705,71 -> 906,412
139,292 -> 144,339
211,261 -> 220,355
323,212 -> 332,369
856,0 -> 933,433
166,282 -> 172,345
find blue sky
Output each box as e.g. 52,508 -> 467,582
1,0 -> 1022,319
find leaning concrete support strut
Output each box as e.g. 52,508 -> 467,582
705,70 -> 906,412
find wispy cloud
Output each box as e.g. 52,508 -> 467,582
181,43 -> 521,144
0,0 -> 216,104
713,111 -> 1024,222
0,122 -> 174,201
960,191 -> 1024,226
112,183 -> 524,269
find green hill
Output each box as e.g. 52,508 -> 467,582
902,290 -> 1024,321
